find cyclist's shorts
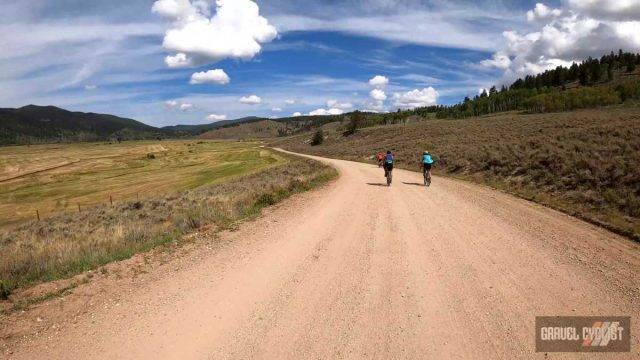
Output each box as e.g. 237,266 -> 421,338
384,163 -> 394,171
423,163 -> 432,171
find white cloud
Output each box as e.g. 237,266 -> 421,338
326,99 -> 353,110
152,0 -> 202,19
165,100 -> 196,111
292,112 -> 302,117
567,0 -> 640,21
179,103 -> 194,111
206,113 -> 227,121
189,69 -> 230,84
154,0 -> 278,67
308,108 -> 344,116
272,107 -> 282,112
368,75 -> 389,88
369,89 -> 387,101
480,51 -> 512,69
526,3 -> 562,22
239,94 -> 262,105
84,85 -> 98,91
271,9 -> 505,51
285,99 -> 296,105
165,53 -> 193,68
393,87 -> 439,109
482,2 -> 640,81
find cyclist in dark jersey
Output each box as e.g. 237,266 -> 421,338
383,150 -> 394,178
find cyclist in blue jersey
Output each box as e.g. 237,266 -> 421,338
383,150 -> 394,177
421,151 -> 434,186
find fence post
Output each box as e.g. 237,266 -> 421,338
36,209 -> 40,221
110,195 -> 113,206
78,204 -> 81,213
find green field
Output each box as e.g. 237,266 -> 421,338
0,141 -> 336,296
0,140 -> 283,227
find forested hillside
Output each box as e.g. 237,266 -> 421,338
0,105 -> 164,145
404,50 -> 640,119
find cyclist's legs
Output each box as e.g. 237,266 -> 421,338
384,163 -> 393,177
423,163 -> 432,178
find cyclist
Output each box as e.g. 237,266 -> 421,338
376,152 -> 384,167
383,150 -> 394,178
421,150 -> 434,184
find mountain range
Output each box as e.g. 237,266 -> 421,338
0,105 -> 265,145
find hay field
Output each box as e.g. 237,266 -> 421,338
0,140 -> 282,227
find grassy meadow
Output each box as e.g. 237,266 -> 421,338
0,140 -> 282,227
273,106 -> 640,240
0,141 -> 336,296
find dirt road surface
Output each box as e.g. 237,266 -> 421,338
5,152 -> 640,359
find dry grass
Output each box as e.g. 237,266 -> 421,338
0,140 -> 282,227
0,149 -> 336,295
273,106 -> 640,240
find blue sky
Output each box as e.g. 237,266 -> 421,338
1,0 -> 638,126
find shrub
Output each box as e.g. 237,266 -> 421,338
0,280 -> 10,300
311,130 -> 324,146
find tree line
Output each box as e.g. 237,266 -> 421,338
404,50 -> 640,119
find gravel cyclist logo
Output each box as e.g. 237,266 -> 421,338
536,316 -> 631,352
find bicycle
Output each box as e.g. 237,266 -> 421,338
423,167 -> 431,187
386,169 -> 393,186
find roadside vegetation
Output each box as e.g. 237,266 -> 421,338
0,143 -> 336,298
273,106 -> 640,241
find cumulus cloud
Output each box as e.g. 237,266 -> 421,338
480,51 -> 512,70
527,3 -> 562,22
165,100 -> 195,111
285,99 -> 296,105
239,94 -> 262,105
179,103 -> 194,111
153,0 -> 278,67
326,99 -> 353,110
308,108 -> 344,116
393,87 -> 438,109
165,53 -> 193,68
567,0 -> 640,21
272,107 -> 282,112
189,69 -> 230,84
368,75 -> 389,88
292,112 -> 302,117
482,2 -> 640,81
206,114 -> 227,121
369,89 -> 387,101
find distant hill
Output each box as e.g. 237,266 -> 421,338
0,105 -> 164,145
198,120 -> 286,140
162,116 -> 265,135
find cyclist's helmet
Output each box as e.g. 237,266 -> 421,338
423,150 -> 429,155
387,150 -> 392,154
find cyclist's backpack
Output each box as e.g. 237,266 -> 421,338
385,154 -> 394,164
